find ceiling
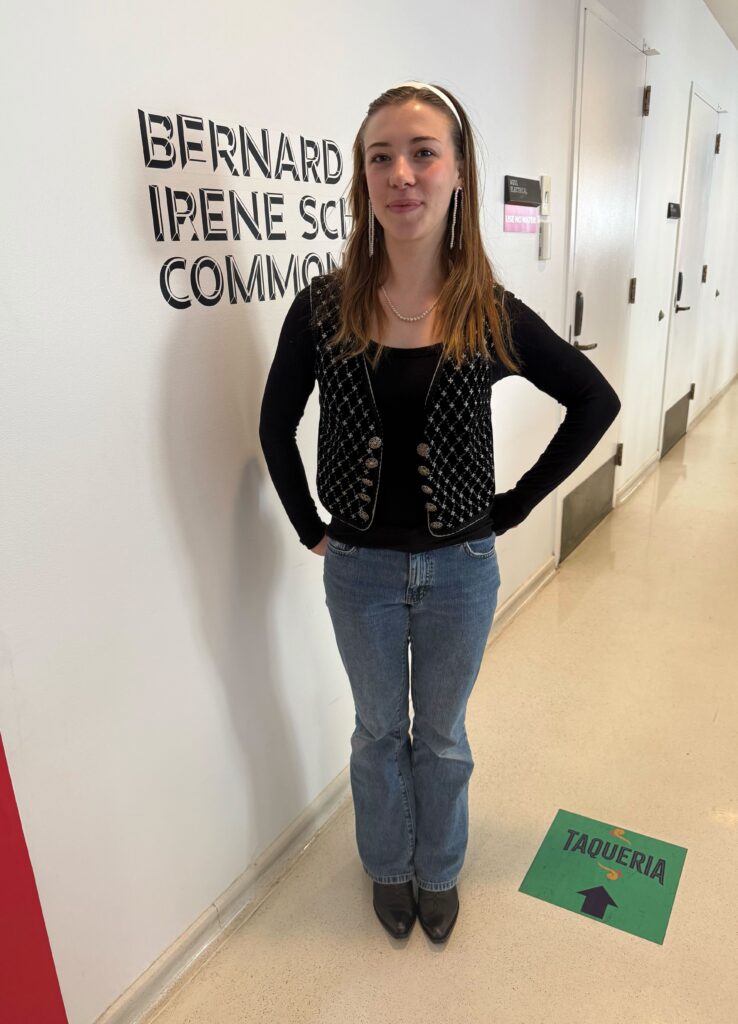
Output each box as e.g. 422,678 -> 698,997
703,0 -> 738,50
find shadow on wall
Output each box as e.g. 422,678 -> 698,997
158,305 -> 317,862
129,101 -> 345,897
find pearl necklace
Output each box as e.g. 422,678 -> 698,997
380,283 -> 440,322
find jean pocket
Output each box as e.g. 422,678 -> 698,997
461,532 -> 496,558
326,537 -> 358,556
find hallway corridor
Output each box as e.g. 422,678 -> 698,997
146,381 -> 738,1024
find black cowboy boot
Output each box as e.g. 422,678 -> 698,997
417,884 -> 459,942
372,880 -> 417,938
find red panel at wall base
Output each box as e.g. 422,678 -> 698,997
0,733 -> 68,1023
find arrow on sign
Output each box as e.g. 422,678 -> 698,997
577,886 -> 618,919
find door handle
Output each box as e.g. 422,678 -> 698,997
675,304 -> 691,313
574,291 -> 584,335
572,290 -> 599,350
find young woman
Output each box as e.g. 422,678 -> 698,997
259,81 -> 621,943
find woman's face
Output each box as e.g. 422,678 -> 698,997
364,100 -> 463,249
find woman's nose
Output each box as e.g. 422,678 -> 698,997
389,155 -> 414,184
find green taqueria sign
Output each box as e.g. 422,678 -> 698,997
519,809 -> 687,944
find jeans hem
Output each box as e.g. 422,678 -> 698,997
416,877 -> 458,892
363,865 -> 415,885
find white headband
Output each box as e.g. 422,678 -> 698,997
393,81 -> 463,135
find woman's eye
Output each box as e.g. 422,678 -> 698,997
371,149 -> 435,163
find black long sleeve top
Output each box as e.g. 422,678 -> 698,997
259,284 -> 621,552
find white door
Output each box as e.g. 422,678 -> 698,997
662,85 -> 721,427
695,105 -> 727,411
557,3 -> 648,552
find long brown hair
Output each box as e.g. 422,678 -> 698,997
313,82 -> 521,374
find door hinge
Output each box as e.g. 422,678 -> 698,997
628,278 -> 637,303
642,85 -> 651,116
715,133 -> 721,154
689,382 -> 696,400
614,443 -> 623,467
702,264 -> 708,283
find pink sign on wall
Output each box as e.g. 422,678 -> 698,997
504,204 -> 539,233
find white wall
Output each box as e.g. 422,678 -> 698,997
1,2 -> 736,1022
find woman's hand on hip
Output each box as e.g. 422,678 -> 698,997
311,532 -> 329,556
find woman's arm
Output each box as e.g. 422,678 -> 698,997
258,286 -> 327,549
491,292 -> 622,535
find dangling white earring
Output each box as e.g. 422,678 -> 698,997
368,197 -> 375,257
450,187 -> 463,250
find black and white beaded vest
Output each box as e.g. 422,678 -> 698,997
308,272 -> 501,539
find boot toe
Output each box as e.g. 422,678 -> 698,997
417,885 -> 460,943
372,881 -> 417,938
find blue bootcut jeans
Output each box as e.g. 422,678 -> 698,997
323,532 -> 501,892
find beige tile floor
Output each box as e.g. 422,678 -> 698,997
150,381 -> 738,1024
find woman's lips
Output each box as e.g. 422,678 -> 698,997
388,201 -> 422,213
